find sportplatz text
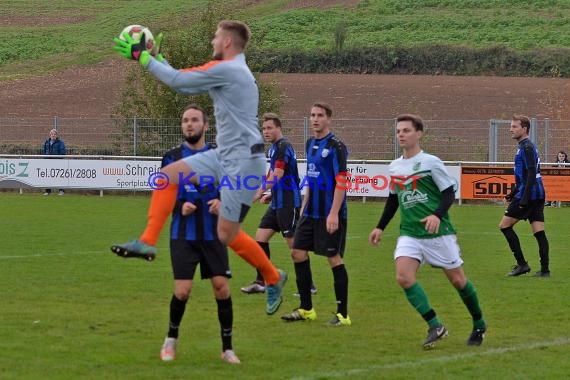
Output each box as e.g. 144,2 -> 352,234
147,172 -> 420,191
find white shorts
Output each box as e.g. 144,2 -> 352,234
183,149 -> 266,222
394,235 -> 464,269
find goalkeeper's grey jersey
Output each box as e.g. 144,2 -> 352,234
146,53 -> 263,159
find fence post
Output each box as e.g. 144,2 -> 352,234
133,116 -> 138,156
544,118 -> 550,162
458,161 -> 462,206
530,117 -> 538,144
362,160 -> 366,203
393,118 -> 398,160
303,117 -> 308,155
488,119 -> 497,162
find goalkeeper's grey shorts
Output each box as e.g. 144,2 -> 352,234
183,148 -> 266,223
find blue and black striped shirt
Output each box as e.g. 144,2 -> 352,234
514,137 -> 546,202
268,138 -> 301,210
162,143 -> 219,241
303,133 -> 348,219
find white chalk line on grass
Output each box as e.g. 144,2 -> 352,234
0,251 -> 100,260
291,337 -> 570,380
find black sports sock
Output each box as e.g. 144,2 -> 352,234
168,295 -> 187,338
500,227 -> 526,265
255,241 -> 270,283
295,259 -> 313,310
216,297 -> 233,352
534,230 -> 550,272
332,264 -> 349,318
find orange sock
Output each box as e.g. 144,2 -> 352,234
139,182 -> 178,246
229,230 -> 279,285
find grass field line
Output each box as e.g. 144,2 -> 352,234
291,336 -> 570,380
0,251 -> 101,259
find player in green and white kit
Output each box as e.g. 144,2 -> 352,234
369,114 -> 486,349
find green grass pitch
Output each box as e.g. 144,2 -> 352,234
1,193 -> 569,379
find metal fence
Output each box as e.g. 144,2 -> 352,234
491,118 -> 570,163
1,117 -> 568,162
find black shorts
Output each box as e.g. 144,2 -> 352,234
258,206 -> 300,238
292,216 -> 347,257
504,198 -> 545,223
169,239 -> 231,280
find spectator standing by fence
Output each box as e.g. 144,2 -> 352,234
42,128 -> 66,196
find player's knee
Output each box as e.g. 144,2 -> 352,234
449,275 -> 467,289
174,289 -> 191,301
328,254 -> 343,267
217,224 -> 239,244
291,249 -> 308,263
396,272 -> 415,288
499,218 -> 515,230
174,281 -> 192,300
212,281 -> 229,298
218,230 -> 230,244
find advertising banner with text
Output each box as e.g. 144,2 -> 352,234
298,162 -> 461,198
460,166 -> 570,201
0,158 -> 161,190
0,158 -> 461,197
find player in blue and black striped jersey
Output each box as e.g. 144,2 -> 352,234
499,115 -> 550,278
240,113 -> 317,295
281,102 -> 351,326
158,104 -> 240,364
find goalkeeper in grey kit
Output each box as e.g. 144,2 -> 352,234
112,20 -> 287,317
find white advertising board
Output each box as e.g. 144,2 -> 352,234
0,159 -> 161,190
0,158 -> 460,197
296,162 -> 461,198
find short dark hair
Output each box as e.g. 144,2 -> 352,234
218,20 -> 251,49
396,114 -> 424,131
182,103 -> 208,124
312,101 -> 332,118
262,112 -> 282,128
512,114 -> 531,133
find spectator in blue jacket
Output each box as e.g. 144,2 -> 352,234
42,128 -> 66,195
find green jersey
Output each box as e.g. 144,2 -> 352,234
389,151 -> 456,238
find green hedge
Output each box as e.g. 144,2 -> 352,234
249,45 -> 570,77
0,144 -> 118,156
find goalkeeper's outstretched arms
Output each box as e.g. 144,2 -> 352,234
113,29 -> 232,95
